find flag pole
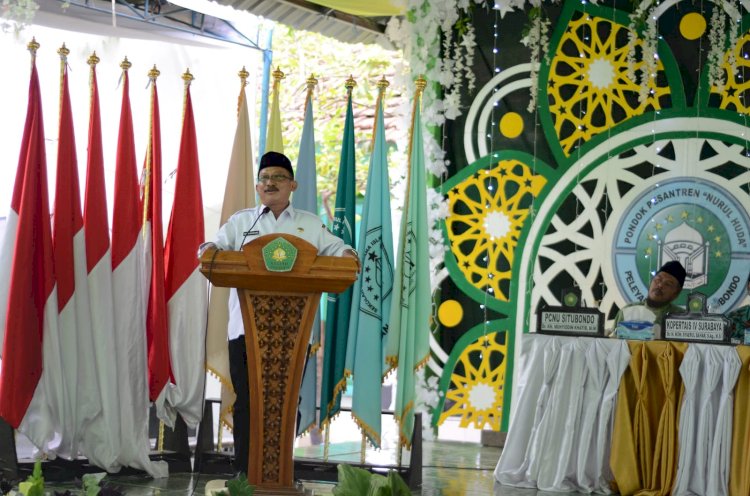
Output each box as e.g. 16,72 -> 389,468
181,68 -> 193,124
237,66 -> 249,118
370,76 -> 388,149
28,36 -> 39,66
385,74 -> 426,374
155,68 -> 195,449
303,72 -> 318,361
354,77 -> 389,465
265,66 -> 285,153
57,44 -> 69,121
324,423 -> 330,461
142,65 -> 160,237
327,74 -> 356,405
272,66 -> 285,91
321,74 -> 357,444
88,51 -> 100,98
304,73 -> 317,120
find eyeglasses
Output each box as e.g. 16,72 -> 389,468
258,174 -> 292,184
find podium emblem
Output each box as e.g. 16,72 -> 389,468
262,237 -> 298,272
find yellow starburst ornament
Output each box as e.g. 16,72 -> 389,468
439,333 -> 506,431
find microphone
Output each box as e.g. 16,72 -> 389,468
239,206 -> 270,248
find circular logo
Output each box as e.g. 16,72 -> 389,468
358,227 -> 394,321
563,291 -> 579,307
613,178 -> 750,312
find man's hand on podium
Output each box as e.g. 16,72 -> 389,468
197,242 -> 218,258
345,249 -> 361,273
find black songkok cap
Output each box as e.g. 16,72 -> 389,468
258,151 -> 294,179
657,260 -> 686,287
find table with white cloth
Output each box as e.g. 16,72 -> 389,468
494,334 -> 750,496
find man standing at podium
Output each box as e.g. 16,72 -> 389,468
200,151 -> 358,473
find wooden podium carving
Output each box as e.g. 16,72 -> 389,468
199,234 -> 357,494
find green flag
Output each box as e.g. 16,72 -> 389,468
345,86 -> 394,448
320,81 -> 357,426
266,70 -> 284,153
293,89 -> 320,436
385,81 -> 431,449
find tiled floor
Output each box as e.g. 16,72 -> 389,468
3,439 -> 603,495
6,410 -> 585,495
5,439 -> 517,495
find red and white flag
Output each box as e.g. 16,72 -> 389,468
81,55 -> 121,471
111,65 -> 167,478
0,50 -> 62,455
142,70 -> 172,405
52,55 -> 101,460
160,78 -> 207,429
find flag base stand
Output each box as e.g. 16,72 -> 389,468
294,413 -> 422,490
0,416 -> 18,481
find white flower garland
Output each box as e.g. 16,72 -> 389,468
413,367 -> 441,441
707,2 -> 728,93
640,13 -> 659,103
387,0 -> 481,290
1,0 -> 38,30
523,9 -> 550,112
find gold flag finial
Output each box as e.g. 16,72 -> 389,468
88,51 -> 100,67
306,73 -> 318,90
148,64 -> 160,80
120,56 -> 132,71
28,37 -> 40,55
377,75 -> 389,91
345,74 -> 357,89
57,43 -> 70,59
272,66 -> 285,82
238,66 -> 249,87
415,75 -> 427,93
182,68 -> 194,84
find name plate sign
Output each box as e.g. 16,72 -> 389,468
663,316 -> 729,343
537,307 -> 604,337
662,292 -> 731,344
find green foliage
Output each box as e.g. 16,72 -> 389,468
387,469 -> 411,495
18,461 -> 43,496
333,464 -> 411,496
269,26 -> 408,203
216,475 -> 254,496
81,473 -> 106,496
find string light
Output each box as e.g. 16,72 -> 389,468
480,3 -> 501,350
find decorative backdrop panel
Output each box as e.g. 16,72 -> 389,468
431,0 -> 750,432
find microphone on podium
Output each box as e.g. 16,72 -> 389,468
239,206 -> 271,248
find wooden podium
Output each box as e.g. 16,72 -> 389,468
199,234 -> 357,494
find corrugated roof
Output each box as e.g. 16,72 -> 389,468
214,0 -> 393,47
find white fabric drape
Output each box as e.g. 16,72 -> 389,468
674,344 -> 740,496
706,348 -> 740,495
580,338 -> 631,492
495,334 -> 630,493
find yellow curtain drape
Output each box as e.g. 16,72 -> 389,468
306,0 -> 406,16
610,341 -> 687,495
729,345 -> 750,496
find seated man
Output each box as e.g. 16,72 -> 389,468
613,260 -> 686,340
727,274 -> 750,344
